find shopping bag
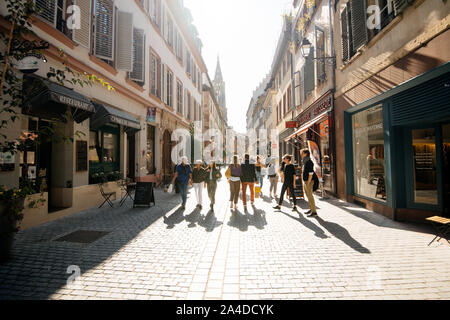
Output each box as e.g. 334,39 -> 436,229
225,167 -> 231,179
167,184 -> 174,193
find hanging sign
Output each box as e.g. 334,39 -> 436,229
146,107 -> 156,123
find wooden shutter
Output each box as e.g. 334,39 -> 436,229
115,11 -> 133,71
161,64 -> 166,104
393,0 -> 409,15
304,47 -> 315,96
340,6 -> 350,62
72,0 -> 91,48
35,0 -> 56,26
156,57 -> 161,98
350,0 -> 368,53
130,28 -> 145,82
94,0 -> 114,61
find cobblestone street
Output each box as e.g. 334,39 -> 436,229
0,175 -> 449,300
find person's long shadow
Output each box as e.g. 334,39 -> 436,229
314,216 -> 371,254
163,207 -> 186,229
247,205 -> 267,230
197,210 -> 223,232
228,208 -> 249,232
184,207 -> 202,228
279,210 -> 329,239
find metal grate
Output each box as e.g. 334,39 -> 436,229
54,230 -> 110,244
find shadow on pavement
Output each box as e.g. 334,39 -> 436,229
197,210 -> 223,233
279,210 -> 329,239
163,207 -> 186,229
227,205 -> 268,231
314,216 -> 371,254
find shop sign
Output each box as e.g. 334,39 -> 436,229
146,107 -> 156,123
16,55 -> 40,74
52,93 -> 92,111
109,115 -> 141,129
0,152 -> 15,164
285,121 -> 299,128
297,93 -> 332,127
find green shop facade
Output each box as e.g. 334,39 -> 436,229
343,62 -> 450,222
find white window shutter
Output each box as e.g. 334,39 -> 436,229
35,0 -> 56,26
72,0 -> 91,48
115,11 -> 133,71
94,0 -> 115,61
130,28 -> 145,82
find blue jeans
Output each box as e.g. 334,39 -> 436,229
178,182 -> 188,206
256,172 -> 263,188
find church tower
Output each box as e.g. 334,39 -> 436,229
213,56 -> 227,122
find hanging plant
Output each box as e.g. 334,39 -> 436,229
306,0 -> 316,8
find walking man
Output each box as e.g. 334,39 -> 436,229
204,160 -> 222,211
301,148 -> 318,217
241,154 -> 257,211
171,156 -> 192,210
273,154 -> 297,212
267,156 -> 279,199
192,160 -> 206,209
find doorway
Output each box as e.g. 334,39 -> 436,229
127,133 -> 136,181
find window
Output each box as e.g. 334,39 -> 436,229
315,27 -> 326,84
129,28 -> 145,84
187,91 -> 191,120
304,43 -> 315,98
103,132 -> 118,163
166,70 -> 173,107
352,104 -> 386,202
186,50 -> 191,76
150,53 -> 161,98
177,81 -> 183,114
93,0 -> 115,62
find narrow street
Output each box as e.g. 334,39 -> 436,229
1,173 -> 449,300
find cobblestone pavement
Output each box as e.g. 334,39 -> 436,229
0,172 -> 449,300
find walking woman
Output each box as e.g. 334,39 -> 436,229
267,156 -> 279,199
192,160 -> 206,209
204,160 -> 222,211
255,156 -> 265,192
227,155 -> 242,210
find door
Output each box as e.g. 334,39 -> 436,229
442,124 -> 450,217
127,133 -> 136,180
405,126 -> 443,212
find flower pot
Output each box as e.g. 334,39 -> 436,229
0,200 -> 21,263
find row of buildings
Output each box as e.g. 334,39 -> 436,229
246,0 -> 450,223
0,0 -> 228,228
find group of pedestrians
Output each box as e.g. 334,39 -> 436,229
170,156 -> 222,211
171,149 -> 319,217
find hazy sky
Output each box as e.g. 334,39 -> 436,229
184,0 -> 292,133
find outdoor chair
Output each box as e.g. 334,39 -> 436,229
99,184 -> 115,208
426,216 -> 450,246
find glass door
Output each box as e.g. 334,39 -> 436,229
442,124 -> 450,217
411,128 -> 438,205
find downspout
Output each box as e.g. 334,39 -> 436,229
329,0 -> 338,196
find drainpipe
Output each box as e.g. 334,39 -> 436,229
329,0 -> 338,196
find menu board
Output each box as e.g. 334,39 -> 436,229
76,140 -> 88,172
294,166 -> 304,199
133,182 -> 155,208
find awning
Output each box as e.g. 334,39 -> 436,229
90,102 -> 141,134
22,75 -> 95,123
285,110 -> 330,141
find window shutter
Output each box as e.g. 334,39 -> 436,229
72,0 -> 91,48
130,28 -> 145,82
393,0 -> 409,15
94,0 -> 114,61
350,0 -> 368,53
340,6 -> 350,62
161,64 -> 166,104
304,47 -> 315,96
115,11 -> 133,71
35,0 -> 56,26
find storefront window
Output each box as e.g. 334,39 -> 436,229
352,104 -> 386,201
103,132 -> 118,163
319,118 -> 334,192
89,131 -> 100,163
146,125 -> 156,174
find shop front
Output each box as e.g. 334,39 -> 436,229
344,63 -> 450,222
286,92 -> 336,195
89,102 -> 141,184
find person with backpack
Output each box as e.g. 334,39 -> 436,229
171,156 -> 192,210
273,154 -> 297,212
204,160 -> 222,211
192,160 -> 206,209
300,148 -> 319,217
241,154 -> 257,210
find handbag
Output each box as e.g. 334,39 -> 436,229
225,166 -> 231,179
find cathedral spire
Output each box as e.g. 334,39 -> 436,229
214,55 -> 223,83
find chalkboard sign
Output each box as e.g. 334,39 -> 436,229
133,182 -> 155,208
294,166 -> 304,199
76,140 -> 88,172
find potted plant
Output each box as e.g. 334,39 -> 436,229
0,185 -> 35,262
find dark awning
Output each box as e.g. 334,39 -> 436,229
90,102 -> 141,134
22,75 -> 95,123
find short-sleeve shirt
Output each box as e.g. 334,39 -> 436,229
283,164 -> 296,185
176,164 -> 191,185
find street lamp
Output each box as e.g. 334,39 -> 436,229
300,38 -> 312,58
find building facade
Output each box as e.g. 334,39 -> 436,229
0,0 -> 208,228
332,0 -> 450,222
